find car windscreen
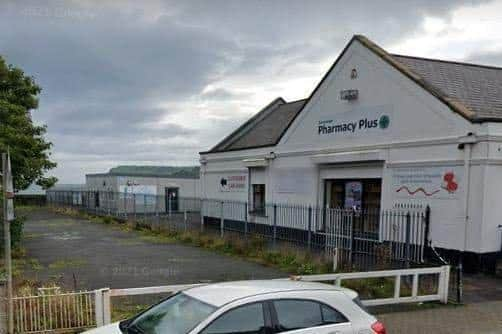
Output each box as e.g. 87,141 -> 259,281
128,293 -> 216,334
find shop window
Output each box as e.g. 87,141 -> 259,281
252,184 -> 266,215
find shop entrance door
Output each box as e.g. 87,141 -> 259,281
165,187 -> 179,213
327,178 -> 381,211
326,178 -> 382,239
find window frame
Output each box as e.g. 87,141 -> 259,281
198,301 -> 273,334
268,298 -> 350,333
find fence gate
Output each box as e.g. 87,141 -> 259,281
324,207 -> 429,268
324,208 -> 353,264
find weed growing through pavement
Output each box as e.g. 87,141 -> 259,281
48,207 -> 419,300
49,207 -> 332,275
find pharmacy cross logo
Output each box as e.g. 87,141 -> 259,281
378,115 -> 390,129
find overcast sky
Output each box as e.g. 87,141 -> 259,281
2,0 -> 502,184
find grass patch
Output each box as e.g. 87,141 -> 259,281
28,258 -> 44,271
112,301 -> 150,322
14,205 -> 42,213
138,231 -> 176,244
1,257 -> 28,280
48,258 -> 87,270
24,232 -> 43,239
342,277 -> 395,299
42,219 -> 77,227
117,238 -> 144,246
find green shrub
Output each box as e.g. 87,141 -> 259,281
0,210 -> 25,253
342,277 -> 395,299
10,216 -> 24,250
101,216 -> 114,224
297,262 -> 315,275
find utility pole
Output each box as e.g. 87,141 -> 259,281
2,151 -> 14,334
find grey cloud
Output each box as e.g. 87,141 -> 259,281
465,51 -> 502,67
201,88 -> 251,101
0,0 -> 485,183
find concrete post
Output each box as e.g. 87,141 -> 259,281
220,201 -> 224,238
94,289 -> 103,327
94,288 -> 111,327
405,212 -> 412,269
155,195 -> 160,231
307,206 -> 312,251
273,205 -> 277,248
184,210 -> 188,232
2,153 -> 14,334
244,202 -> 248,240
200,199 -> 205,232
133,194 -> 137,221
0,280 -> 8,334
123,191 -> 128,219
168,195 -> 172,218
143,194 -> 147,220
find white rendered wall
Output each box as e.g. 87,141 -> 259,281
199,39 -> 502,253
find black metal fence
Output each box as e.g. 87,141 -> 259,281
14,194 -> 46,206
46,190 -> 430,270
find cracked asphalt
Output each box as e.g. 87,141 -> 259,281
19,208 -> 282,290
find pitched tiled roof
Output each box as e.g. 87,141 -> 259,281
207,98 -> 307,153
392,55 -> 502,121
203,35 -> 502,154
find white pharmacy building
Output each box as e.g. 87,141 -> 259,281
200,35 -> 502,272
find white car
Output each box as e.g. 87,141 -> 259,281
86,280 -> 385,334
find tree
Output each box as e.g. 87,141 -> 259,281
0,55 -> 57,191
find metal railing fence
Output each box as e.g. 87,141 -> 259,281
47,190 -> 430,269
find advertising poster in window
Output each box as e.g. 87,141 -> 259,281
344,181 -> 362,210
391,166 -> 462,199
119,184 -> 157,205
219,174 -> 247,192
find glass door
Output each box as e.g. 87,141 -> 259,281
165,187 -> 179,212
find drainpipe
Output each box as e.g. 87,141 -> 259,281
265,152 -> 276,204
458,133 -> 477,256
457,132 -> 477,303
199,157 -> 207,199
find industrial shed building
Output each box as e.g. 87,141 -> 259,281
85,166 -> 200,214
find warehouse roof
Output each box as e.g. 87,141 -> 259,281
203,35 -> 502,154
87,166 -> 200,179
49,184 -> 87,191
